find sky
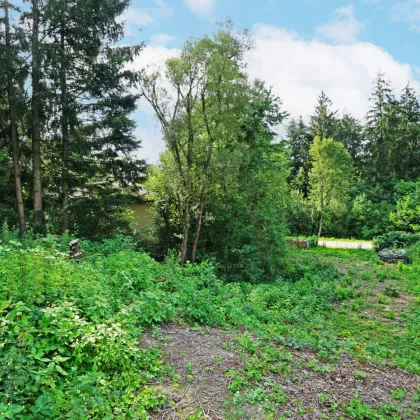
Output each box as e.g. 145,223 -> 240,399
120,0 -> 420,163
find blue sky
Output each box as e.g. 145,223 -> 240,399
120,0 -> 420,162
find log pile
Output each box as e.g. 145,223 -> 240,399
288,238 -> 310,249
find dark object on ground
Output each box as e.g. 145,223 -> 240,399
288,238 -> 310,249
378,248 -> 407,264
69,239 -> 85,260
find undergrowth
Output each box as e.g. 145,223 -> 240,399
0,229 -> 419,418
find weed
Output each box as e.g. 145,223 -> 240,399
384,285 -> 401,298
378,295 -> 388,305
384,311 -> 395,320
391,389 -> 409,400
353,370 -> 368,379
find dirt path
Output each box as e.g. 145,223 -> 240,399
319,240 -> 373,249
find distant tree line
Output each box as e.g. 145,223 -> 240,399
286,76 -> 420,239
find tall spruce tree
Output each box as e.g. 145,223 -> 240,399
30,0 -> 44,228
0,0 -> 146,237
364,73 -> 398,187
1,0 -> 26,234
41,0 -> 146,234
336,112 -> 364,170
309,91 -> 337,139
285,116 -> 312,195
396,84 -> 420,181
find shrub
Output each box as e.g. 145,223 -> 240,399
373,231 -> 420,252
406,241 -> 420,265
390,180 -> 420,233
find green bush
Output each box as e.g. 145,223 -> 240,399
390,180 -> 420,233
373,231 -> 420,252
406,242 -> 420,265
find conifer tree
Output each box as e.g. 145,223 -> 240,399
309,91 -> 337,139
285,116 -> 312,195
365,73 -> 398,186
336,112 -> 364,170
1,0 -> 26,234
396,84 -> 420,181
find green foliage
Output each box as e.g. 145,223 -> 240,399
373,231 -> 420,252
390,180 -> 420,233
344,398 -> 403,419
406,241 -> 420,264
141,25 -> 289,277
285,116 -> 312,195
1,232 -> 420,416
309,136 -> 352,238
286,190 -> 317,236
309,91 -> 337,140
207,147 -> 290,283
68,196 -> 134,240
350,193 -> 394,239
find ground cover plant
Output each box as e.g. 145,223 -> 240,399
1,228 -> 419,418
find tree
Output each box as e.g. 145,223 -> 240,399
309,137 -> 352,239
364,73 -> 398,187
335,112 -> 364,168
285,116 -> 312,195
138,22 -> 254,264
390,180 -> 420,233
1,0 -> 26,234
395,84 -> 420,181
27,0 -> 145,236
146,81 -> 289,280
0,0 -> 146,238
309,91 -> 337,139
206,84 -> 289,282
30,0 -> 44,228
41,0 -> 144,232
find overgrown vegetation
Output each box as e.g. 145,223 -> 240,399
1,231 -> 419,417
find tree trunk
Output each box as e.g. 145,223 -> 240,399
31,0 -> 43,228
317,184 -> 324,240
191,194 -> 204,264
317,210 -> 323,240
60,22 -> 70,233
5,1 -> 26,235
179,199 -> 190,264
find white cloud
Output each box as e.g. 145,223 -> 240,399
184,0 -> 216,17
150,33 -> 176,46
128,45 -> 181,162
316,5 -> 364,43
129,43 -> 180,77
393,0 -> 420,31
118,0 -> 174,35
135,124 -> 167,164
117,8 -> 153,33
246,24 -> 420,123
131,24 -> 420,162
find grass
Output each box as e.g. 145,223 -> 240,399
1,230 -> 419,418
319,237 -> 374,243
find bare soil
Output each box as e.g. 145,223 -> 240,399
141,325 -> 420,419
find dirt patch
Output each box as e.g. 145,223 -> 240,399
142,325 -> 242,419
141,325 -> 420,419
280,354 -> 420,419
